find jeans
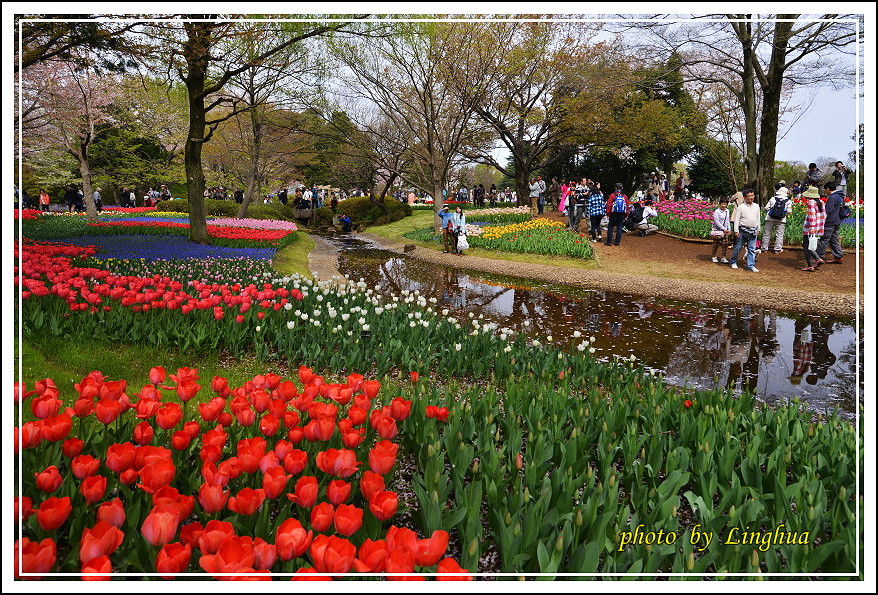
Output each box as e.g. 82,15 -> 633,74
761,219 -> 785,251
589,214 -> 603,240
816,224 -> 843,260
606,213 -> 625,245
568,204 -> 579,230
537,194 -> 545,214
730,231 -> 757,269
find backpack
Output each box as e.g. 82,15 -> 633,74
767,197 -> 788,219
612,194 -> 627,213
625,204 -> 645,228
840,203 -> 852,219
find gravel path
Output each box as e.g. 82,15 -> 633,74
308,231 -> 862,316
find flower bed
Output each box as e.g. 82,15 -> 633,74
15,366 -> 470,579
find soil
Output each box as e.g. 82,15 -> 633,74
306,211 -> 865,317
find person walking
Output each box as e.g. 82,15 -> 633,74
728,188 -> 761,272
586,184 -> 605,242
604,183 -> 629,246
451,206 -> 467,256
93,187 -> 103,212
815,181 -> 846,265
528,177 -> 540,217
710,197 -> 732,263
548,177 -> 559,211
39,189 -> 50,212
489,184 -> 497,207
761,183 -> 792,253
800,185 -> 825,272
536,175 -> 547,214
64,185 -> 79,213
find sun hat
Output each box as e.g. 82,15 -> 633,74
778,180 -> 786,186
775,187 -> 790,197
802,186 -> 821,199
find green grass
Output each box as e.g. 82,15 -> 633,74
272,232 -> 314,278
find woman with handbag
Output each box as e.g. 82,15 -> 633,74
710,197 -> 732,262
451,206 -> 467,256
801,186 -> 826,271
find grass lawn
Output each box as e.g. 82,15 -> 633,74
271,232 -> 314,277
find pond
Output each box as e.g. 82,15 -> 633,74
331,236 -> 863,417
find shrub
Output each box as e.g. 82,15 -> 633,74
338,196 -> 411,224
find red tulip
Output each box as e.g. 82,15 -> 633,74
333,504 -> 363,537
198,482 -> 229,514
436,557 -> 471,580
211,375 -> 230,397
416,530 -> 450,567
354,538 -> 388,572
262,466 -> 290,499
309,535 -> 356,574
684,399 -> 693,408
155,402 -> 183,429
20,421 -> 43,450
385,547 -> 416,574
97,498 -> 125,528
31,393 -> 61,419
149,366 -> 166,385
180,521 -> 204,548
15,496 -> 34,523
176,379 -> 201,402
303,417 -> 335,442
345,373 -> 363,393
368,440 -> 398,475
79,521 -> 124,562
409,371 -> 419,383
199,520 -> 235,554
71,455 -> 101,479
94,398 -> 123,424
34,466 -> 63,493
135,398 -> 161,419
73,397 -> 95,418
368,491 -> 398,521
152,486 -> 195,520
80,475 -> 108,504
120,468 -> 139,485
287,425 -> 304,444
14,537 -> 56,579
298,366 -> 315,385
40,413 -> 72,442
156,542 -> 192,578
315,448 -> 360,478
105,442 -> 136,473
283,449 -> 308,475
36,496 -> 72,531
360,470 -> 385,501
138,459 -> 176,494
141,509 -> 180,546
287,475 -> 319,508
199,397 -> 226,422
183,420 -> 200,438
133,421 -> 154,445
426,406 -> 449,422
252,536 -> 277,570
326,480 -> 351,506
310,502 -> 335,533
228,488 -> 266,516
342,429 -> 365,449
275,518 -> 313,561
199,535 -> 256,577
171,430 -> 191,451
386,525 -> 419,553
62,437 -> 84,458
362,380 -> 381,400
81,554 -> 112,580
389,397 -> 412,421
259,413 -> 281,437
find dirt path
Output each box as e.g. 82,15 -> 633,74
307,211 -> 865,316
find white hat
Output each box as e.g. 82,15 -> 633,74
775,187 -> 790,197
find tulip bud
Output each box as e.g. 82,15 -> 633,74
467,538 -> 479,556
686,552 -> 695,570
586,465 -> 593,479
431,490 -> 439,507
513,523 -> 521,536
839,486 -> 847,501
583,407 -> 589,417
609,474 -> 616,488
704,440 -> 711,453
515,453 -> 523,470
471,459 -> 479,473
426,444 -> 434,458
505,512 -> 512,526
729,505 -> 736,520
808,424 -> 814,437
523,487 -> 530,501
655,405 -> 661,415
554,533 -> 564,552
671,505 -> 677,518
575,509 -> 583,527
807,506 -> 815,520
750,549 -> 759,567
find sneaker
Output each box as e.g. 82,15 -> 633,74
774,249 -> 783,253
712,257 -> 719,263
828,258 -> 843,264
754,249 -> 761,255
720,258 -> 729,263
749,267 -> 760,272
730,263 -> 738,269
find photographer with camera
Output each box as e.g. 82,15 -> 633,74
832,161 -> 848,197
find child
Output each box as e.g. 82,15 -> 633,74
710,198 -> 732,262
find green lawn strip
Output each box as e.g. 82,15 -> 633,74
272,232 -> 314,278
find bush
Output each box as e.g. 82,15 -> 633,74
338,196 -> 411,225
314,207 -> 335,227
245,204 -> 297,222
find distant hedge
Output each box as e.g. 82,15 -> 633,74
159,199 -> 297,221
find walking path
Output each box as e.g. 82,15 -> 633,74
306,224 -> 864,317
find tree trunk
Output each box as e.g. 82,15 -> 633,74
236,107 -> 263,219
432,179 -> 445,234
515,167 -> 531,213
755,20 -> 795,207
735,18 -> 759,185
72,143 -> 98,222
183,24 -> 213,245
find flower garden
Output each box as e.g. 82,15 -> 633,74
12,207 -> 863,579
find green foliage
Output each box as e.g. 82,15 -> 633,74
338,196 -> 412,225
689,140 -> 745,199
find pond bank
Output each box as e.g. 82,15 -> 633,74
317,231 -> 861,317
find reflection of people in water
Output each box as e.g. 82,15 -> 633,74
441,269 -> 456,308
725,307 -> 760,393
754,308 -> 781,361
807,319 -> 836,385
789,317 -> 813,386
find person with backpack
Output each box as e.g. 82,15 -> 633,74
604,183 -> 629,246
761,182 -> 793,253
816,181 -> 847,265
631,199 -> 658,236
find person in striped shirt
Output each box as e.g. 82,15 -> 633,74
801,186 -> 826,271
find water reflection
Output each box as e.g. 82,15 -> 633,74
334,238 -> 862,416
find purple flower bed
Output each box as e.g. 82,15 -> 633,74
55,234 -> 277,260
